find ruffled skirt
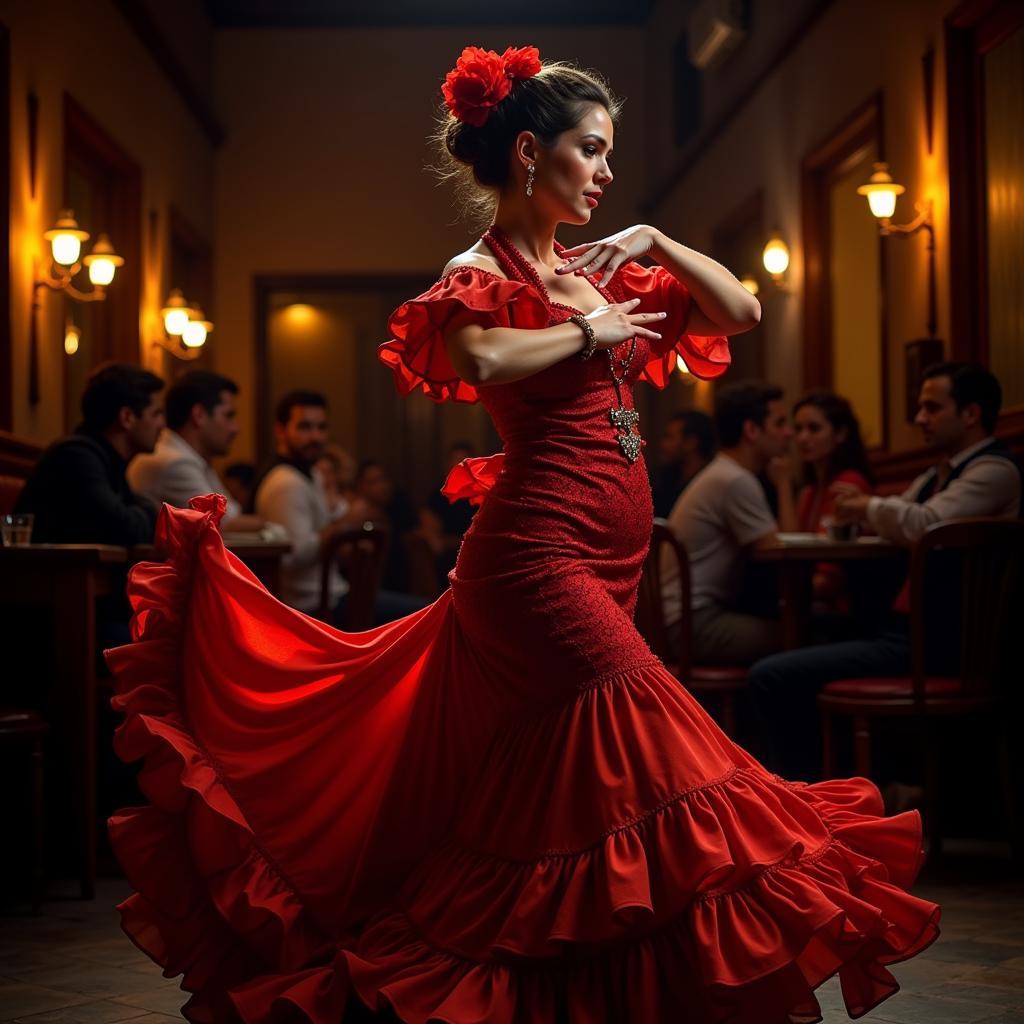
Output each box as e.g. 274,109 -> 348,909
107,497 -> 939,1023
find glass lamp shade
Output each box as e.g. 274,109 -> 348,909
856,162 -> 905,220
181,320 -> 208,348
762,236 -> 790,277
44,209 -> 90,267
182,308 -> 213,349
162,289 -> 194,336
64,324 -> 81,356
83,234 -> 124,286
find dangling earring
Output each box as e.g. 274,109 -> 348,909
526,163 -> 535,197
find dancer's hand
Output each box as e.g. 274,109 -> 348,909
557,225 -> 658,286
585,298 -> 665,349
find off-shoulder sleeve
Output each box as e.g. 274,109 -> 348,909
608,262 -> 732,386
379,267 -> 549,404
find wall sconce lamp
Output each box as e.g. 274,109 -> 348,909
29,209 -> 124,403
857,161 -> 937,337
152,288 -> 214,361
760,232 -> 791,292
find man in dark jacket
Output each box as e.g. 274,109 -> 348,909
17,363 -> 165,546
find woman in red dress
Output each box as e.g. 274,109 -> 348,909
793,391 -> 873,535
107,47 -> 939,1024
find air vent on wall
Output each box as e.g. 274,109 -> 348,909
688,0 -> 746,70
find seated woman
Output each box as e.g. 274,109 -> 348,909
793,390 -> 872,532
792,390 -> 873,605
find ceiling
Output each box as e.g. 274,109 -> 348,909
203,0 -> 655,28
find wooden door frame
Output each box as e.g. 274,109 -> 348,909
801,92 -> 889,447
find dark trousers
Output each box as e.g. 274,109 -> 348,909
748,624 -> 912,782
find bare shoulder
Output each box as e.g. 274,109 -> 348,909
442,243 -> 507,280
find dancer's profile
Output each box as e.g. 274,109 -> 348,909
108,45 -> 940,1023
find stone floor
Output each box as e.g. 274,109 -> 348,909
1,854 -> 1023,1023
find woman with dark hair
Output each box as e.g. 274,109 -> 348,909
793,390 -> 873,533
107,47 -> 937,1024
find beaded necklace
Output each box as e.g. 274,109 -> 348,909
482,226 -> 643,463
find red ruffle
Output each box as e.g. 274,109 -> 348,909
106,496 -> 939,1024
379,267 -> 549,404
607,262 -> 732,385
441,454 -> 505,507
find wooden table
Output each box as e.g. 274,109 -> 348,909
0,544 -> 127,898
752,535 -> 905,649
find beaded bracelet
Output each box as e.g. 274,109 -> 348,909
570,313 -> 598,360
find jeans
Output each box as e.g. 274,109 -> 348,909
748,624 -> 912,782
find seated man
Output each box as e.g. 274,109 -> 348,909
663,381 -> 796,666
17,362 -> 164,547
128,370 -> 262,531
16,362 -> 165,648
255,390 -> 425,625
749,362 -> 1021,781
651,410 -> 716,519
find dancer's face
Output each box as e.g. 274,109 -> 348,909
528,104 -> 614,225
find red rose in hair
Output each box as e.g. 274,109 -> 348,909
442,47 -> 512,127
442,44 -> 542,126
501,45 -> 541,80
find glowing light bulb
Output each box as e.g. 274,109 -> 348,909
45,210 -> 90,266
182,319 -> 207,348
161,289 -> 194,336
740,274 -> 759,296
762,235 -> 790,278
856,161 -> 905,220
64,324 -> 81,355
83,234 -> 123,286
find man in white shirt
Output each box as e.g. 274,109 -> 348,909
255,390 -> 425,624
750,362 -> 1021,780
663,381 -> 797,665
128,371 -> 261,531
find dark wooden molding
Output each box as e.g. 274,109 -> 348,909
800,94 -> 885,418
945,0 -> 1024,365
112,0 -> 224,147
0,430 -> 44,476
0,22 -> 10,431
644,0 -> 838,214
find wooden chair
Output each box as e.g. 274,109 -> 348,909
819,518 -> 1024,855
404,531 -> 442,599
637,522 -> 748,737
319,524 -> 389,630
0,708 -> 49,911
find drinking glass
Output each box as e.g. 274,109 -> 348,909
1,512 -> 33,547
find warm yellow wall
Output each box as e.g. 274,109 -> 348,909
645,0 -> 955,454
212,27 -> 649,462
4,0 -> 215,442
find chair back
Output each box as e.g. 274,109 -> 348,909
636,521 -> 692,677
909,517 -> 1024,707
403,531 -> 441,598
319,524 -> 389,630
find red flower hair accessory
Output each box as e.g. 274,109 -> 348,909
442,45 -> 542,127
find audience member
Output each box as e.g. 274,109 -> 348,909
255,392 -> 423,624
662,381 -> 795,666
17,363 -> 163,546
128,370 -> 262,531
224,462 -> 256,513
791,390 -> 872,532
354,459 -> 422,596
651,411 -> 716,518
749,362 -> 1021,781
421,441 -> 477,576
315,443 -> 357,519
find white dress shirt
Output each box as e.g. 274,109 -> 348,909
128,429 -> 240,519
255,462 -> 347,613
866,437 -> 1021,545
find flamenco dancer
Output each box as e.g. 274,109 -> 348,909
107,47 -> 939,1023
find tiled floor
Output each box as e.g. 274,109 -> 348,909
1,859 -> 1023,1023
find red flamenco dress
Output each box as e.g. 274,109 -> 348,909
107,227 -> 939,1023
